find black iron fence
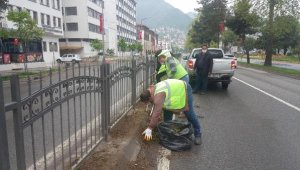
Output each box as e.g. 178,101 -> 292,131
0,56 -> 156,170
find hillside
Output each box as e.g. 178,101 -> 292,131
136,0 -> 193,32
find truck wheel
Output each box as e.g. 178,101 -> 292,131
56,59 -> 62,63
222,82 -> 229,90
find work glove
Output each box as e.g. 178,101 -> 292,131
142,128 -> 152,141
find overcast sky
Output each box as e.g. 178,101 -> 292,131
164,0 -> 200,13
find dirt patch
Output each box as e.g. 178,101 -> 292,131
78,102 -> 160,170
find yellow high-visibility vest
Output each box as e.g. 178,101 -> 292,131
154,79 -> 186,110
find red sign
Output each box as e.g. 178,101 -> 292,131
219,22 -> 225,32
100,15 -> 103,33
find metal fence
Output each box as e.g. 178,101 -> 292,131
0,56 -> 156,170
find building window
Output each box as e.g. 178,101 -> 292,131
65,7 -> 77,15
42,41 -> 47,52
16,6 -> 22,12
89,0 -> 102,6
88,7 -> 101,19
58,18 -> 61,28
40,0 -> 50,6
41,13 -> 45,25
29,0 -> 37,2
53,16 -> 56,27
56,0 -> 60,10
49,42 -> 58,52
46,15 -> 50,26
66,23 -> 78,31
33,11 -> 38,23
88,23 -> 100,34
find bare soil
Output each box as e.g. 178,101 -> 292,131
78,102 -> 160,170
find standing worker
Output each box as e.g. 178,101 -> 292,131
140,79 -> 202,145
193,44 -> 213,94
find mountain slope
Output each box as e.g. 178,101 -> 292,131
136,0 -> 193,32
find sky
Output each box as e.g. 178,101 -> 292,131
164,0 -> 200,13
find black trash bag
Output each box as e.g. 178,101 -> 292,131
157,120 -> 193,151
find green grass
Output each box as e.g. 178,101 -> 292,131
239,54 -> 300,64
238,62 -> 300,78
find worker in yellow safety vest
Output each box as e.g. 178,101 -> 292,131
140,79 -> 202,145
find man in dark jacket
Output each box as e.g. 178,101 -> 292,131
193,44 -> 213,94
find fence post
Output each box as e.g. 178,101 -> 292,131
11,75 -> 26,170
0,79 -> 10,170
101,62 -> 110,141
131,59 -> 137,105
145,56 -> 149,88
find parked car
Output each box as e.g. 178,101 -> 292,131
224,54 -> 237,68
56,54 -> 81,63
185,48 -> 236,89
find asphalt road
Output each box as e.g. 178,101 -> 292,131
169,67 -> 300,170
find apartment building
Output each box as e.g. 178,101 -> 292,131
0,0 -> 63,70
59,0 -> 104,57
116,0 -> 137,46
137,24 -> 158,54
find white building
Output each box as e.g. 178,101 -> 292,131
0,0 -> 63,70
116,0 -> 137,53
59,0 -> 104,58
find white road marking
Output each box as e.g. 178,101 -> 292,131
233,77 -> 300,112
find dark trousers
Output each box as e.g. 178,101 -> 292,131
194,72 -> 208,92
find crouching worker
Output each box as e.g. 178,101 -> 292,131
140,79 -> 202,145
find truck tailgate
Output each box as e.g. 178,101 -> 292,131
212,58 -> 233,74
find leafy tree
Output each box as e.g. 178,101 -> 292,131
128,43 -> 136,57
253,0 -> 300,66
90,39 -> 103,55
187,0 -> 227,46
244,37 -> 256,64
226,0 -> 259,53
222,29 -> 238,52
6,10 -> 44,71
272,15 -> 300,55
117,38 -> 127,57
136,43 -> 143,54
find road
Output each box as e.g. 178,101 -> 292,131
239,58 -> 300,71
168,67 -> 300,170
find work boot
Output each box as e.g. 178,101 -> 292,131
194,136 -> 202,145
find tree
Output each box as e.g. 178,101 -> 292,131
6,10 -> 44,71
222,29 -> 238,52
226,0 -> 259,53
117,39 -> 127,57
136,43 -> 143,54
187,0 -> 227,46
90,39 -> 103,55
128,43 -> 136,56
272,15 -> 300,55
244,37 -> 256,64
253,0 -> 300,66
106,49 -> 115,56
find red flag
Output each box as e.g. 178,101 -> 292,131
219,22 -> 225,32
138,31 -> 142,40
100,15 -> 103,33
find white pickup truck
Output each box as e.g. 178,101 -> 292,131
185,48 -> 236,89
